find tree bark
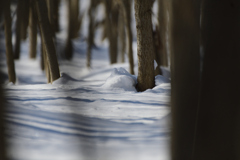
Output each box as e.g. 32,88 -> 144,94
158,0 -> 168,67
103,0 -> 119,64
29,0 -> 37,59
122,0 -> 134,75
65,0 -> 81,60
14,1 -> 24,59
53,0 -> 60,33
170,0 -> 200,159
194,1 -> 240,159
118,7 -> 126,63
21,0 -> 30,40
134,0 -> 155,91
86,0 -> 95,68
35,0 -> 60,83
4,0 -> 16,84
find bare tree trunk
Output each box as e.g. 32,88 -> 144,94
158,0 -> 169,67
170,0 -> 200,159
194,1 -> 240,159
35,0 -> 60,83
14,1 -> 24,59
21,0 -> 30,40
122,0 -> 134,74
4,0 -> 16,84
86,0 -> 95,68
118,8 -> 126,63
53,0 -> 60,33
134,0 -> 155,91
29,0 -> 37,59
1,2 -> 8,159
65,0 -> 81,60
103,0 -> 118,64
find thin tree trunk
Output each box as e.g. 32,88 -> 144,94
118,8 -> 126,63
20,0 -> 30,40
194,1 -> 240,159
122,0 -> 134,74
158,0 -> 168,67
65,0 -> 81,60
29,0 -> 37,59
103,0 -> 118,64
134,0 -> 155,91
35,0 -> 60,83
4,0 -> 16,84
111,6 -> 119,63
53,0 -> 60,32
14,1 -> 24,59
86,0 -> 95,68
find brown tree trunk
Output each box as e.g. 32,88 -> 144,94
1,2 -> 8,159
103,0 -> 119,64
65,0 -> 81,60
29,0 -> 37,59
35,0 -> 60,83
122,0 -> 134,74
194,1 -> 240,159
134,0 -> 155,91
118,8 -> 126,63
14,1 -> 24,59
20,0 -> 30,40
53,0 -> 60,33
158,0 -> 168,67
4,0 -> 16,84
170,0 -> 200,159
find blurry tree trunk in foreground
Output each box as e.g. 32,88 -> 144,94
65,0 -> 81,60
86,0 -> 96,68
4,0 -> 16,84
103,0 -> 119,64
170,0 -> 200,159
134,0 -> 155,91
193,1 -> 240,159
35,0 -> 60,83
29,0 -> 37,59
1,0 -> 8,157
158,0 -> 168,67
121,0 -> 134,75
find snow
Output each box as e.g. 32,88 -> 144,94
1,1 -> 171,160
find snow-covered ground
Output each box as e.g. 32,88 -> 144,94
1,1 -> 171,160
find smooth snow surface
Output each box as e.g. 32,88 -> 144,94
1,1 -> 171,160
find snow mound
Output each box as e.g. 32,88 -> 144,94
102,68 -> 137,91
155,75 -> 170,86
53,72 -> 79,85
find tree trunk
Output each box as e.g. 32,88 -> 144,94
1,2 -> 8,159
4,0 -> 16,84
29,0 -> 37,59
86,0 -> 95,68
194,1 -> 240,159
122,0 -> 134,75
158,0 -> 169,67
134,0 -> 155,91
53,0 -> 60,33
14,1 -> 24,59
170,0 -> 200,159
35,0 -> 60,83
103,0 -> 118,64
118,8 -> 126,63
65,0 -> 81,60
20,0 -> 30,40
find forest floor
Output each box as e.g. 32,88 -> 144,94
0,1 -> 171,160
